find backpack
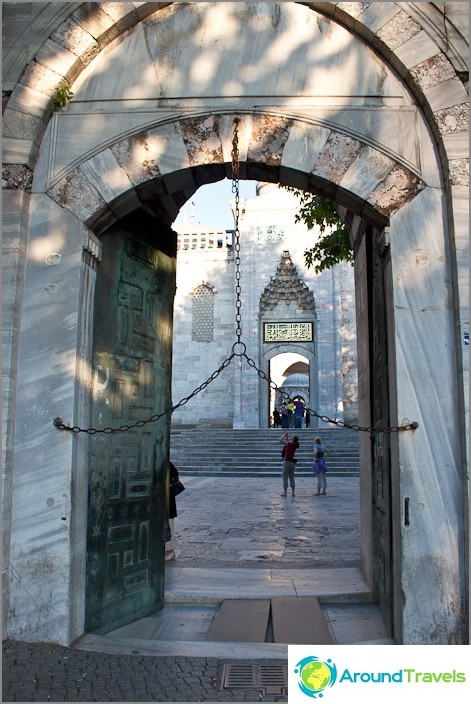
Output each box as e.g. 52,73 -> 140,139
281,445 -> 286,459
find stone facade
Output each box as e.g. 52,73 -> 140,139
171,184 -> 358,429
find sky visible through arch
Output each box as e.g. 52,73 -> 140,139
174,178 -> 257,231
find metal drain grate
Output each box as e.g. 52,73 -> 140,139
221,662 -> 288,695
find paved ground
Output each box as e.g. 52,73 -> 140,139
171,476 -> 360,568
3,475 -> 363,702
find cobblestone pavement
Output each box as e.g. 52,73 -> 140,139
2,641 -> 286,702
3,476 -> 359,702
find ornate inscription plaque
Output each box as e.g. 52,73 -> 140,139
264,322 -> 313,342
257,225 -> 285,242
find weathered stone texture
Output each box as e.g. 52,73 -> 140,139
51,18 -> 98,62
80,150 -> 135,204
409,54 -> 457,92
98,2 -> 137,23
2,92 -> 11,114
20,62 -> 64,97
395,30 -> 441,70
2,165 -> 33,192
247,116 -> 293,166
368,164 -> 425,216
434,103 -> 469,135
449,159 -> 469,187
179,116 -> 223,167
336,3 -> 370,20
377,10 -> 422,50
312,133 -> 363,184
2,109 -> 44,144
71,3 -> 120,44
47,168 -> 108,221
111,132 -> 162,186
7,84 -> 51,119
35,39 -> 82,82
425,78 -> 469,113
340,146 -> 396,201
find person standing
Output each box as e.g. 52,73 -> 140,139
312,437 -> 328,495
279,432 -> 300,497
287,399 -> 295,428
280,402 -> 289,428
273,407 -> 281,428
293,398 -> 304,428
165,461 -> 184,559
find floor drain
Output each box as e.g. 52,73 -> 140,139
221,661 -> 288,695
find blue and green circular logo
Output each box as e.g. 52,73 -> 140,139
294,656 -> 338,698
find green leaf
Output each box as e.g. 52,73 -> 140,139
284,187 -> 353,272
51,84 -> 74,112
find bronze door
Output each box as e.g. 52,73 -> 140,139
368,228 -> 394,636
85,225 -> 175,633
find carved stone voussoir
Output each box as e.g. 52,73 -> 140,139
449,159 -> 469,187
51,17 -> 98,59
313,133 -> 363,184
409,54 -> 456,92
367,164 -> 426,216
2,164 -> 33,192
111,132 -> 162,186
434,103 -> 469,136
248,115 -> 293,166
179,115 -> 224,167
47,168 -> 107,222
377,10 -> 421,51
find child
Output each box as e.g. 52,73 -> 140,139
312,437 -> 328,495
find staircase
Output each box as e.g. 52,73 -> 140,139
170,427 -> 359,477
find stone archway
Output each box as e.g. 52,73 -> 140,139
3,2 -> 468,645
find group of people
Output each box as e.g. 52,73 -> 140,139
273,399 -> 311,429
279,432 -> 328,497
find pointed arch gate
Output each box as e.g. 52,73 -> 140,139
3,2 -> 467,645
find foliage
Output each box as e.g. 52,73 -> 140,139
285,187 -> 353,273
51,83 -> 74,111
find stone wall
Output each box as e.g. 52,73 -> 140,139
171,186 -> 358,429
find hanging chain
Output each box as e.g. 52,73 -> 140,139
54,116 -> 418,435
231,118 -> 245,355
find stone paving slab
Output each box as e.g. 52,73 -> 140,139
164,566 -> 370,603
171,476 -> 360,568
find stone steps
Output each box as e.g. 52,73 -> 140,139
170,427 -> 360,476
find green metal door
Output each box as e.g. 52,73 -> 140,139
85,221 -> 176,633
368,227 -> 394,637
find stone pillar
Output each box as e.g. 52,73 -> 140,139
389,187 -> 467,644
2,189 -> 30,636
5,195 -> 89,644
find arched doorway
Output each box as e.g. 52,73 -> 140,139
3,2 -> 467,645
272,354 -> 310,428
269,353 -> 313,428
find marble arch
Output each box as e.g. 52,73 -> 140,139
2,2 -> 468,645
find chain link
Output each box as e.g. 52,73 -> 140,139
54,116 -> 418,436
231,118 -> 242,344
54,353 -> 236,434
241,350 -> 418,434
